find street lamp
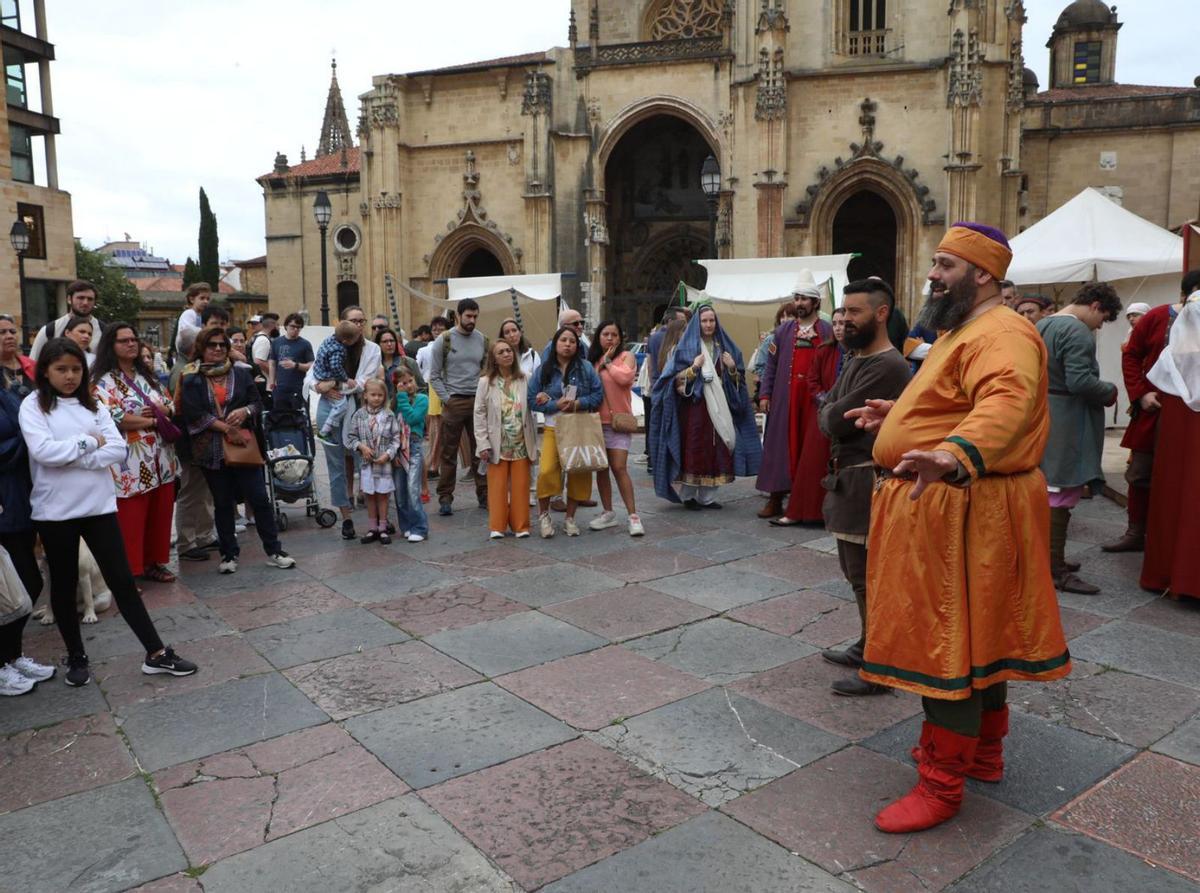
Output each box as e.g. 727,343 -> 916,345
9,219 -> 30,350
312,191 -> 332,325
700,155 -> 721,258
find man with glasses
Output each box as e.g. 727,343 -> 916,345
30,280 -> 103,360
371,314 -> 389,335
268,313 -> 313,409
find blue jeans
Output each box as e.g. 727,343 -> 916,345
317,397 -> 354,510
393,441 -> 428,537
318,394 -> 350,436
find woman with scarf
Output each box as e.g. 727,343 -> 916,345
179,326 -> 295,575
652,304 -> 761,508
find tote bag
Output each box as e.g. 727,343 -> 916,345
554,412 -> 609,473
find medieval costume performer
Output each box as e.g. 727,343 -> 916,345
652,304 -> 761,507
1037,282 -> 1122,595
755,273 -> 833,520
1107,271 -> 1200,553
1141,292 -> 1200,601
856,223 -> 1070,834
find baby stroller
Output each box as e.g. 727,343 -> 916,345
262,404 -> 338,531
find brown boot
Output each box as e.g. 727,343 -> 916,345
757,493 -> 784,519
1051,507 -> 1100,594
1101,524 -> 1145,553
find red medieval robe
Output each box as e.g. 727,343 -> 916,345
1121,304 -> 1174,454
783,340 -> 842,522
1141,393 -> 1200,600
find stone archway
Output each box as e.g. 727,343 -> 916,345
336,280 -> 359,318
427,222 -> 518,288
832,190 -> 898,285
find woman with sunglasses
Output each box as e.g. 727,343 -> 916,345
178,326 -> 295,575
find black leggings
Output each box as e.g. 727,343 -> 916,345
0,530 -> 42,664
36,514 -> 163,659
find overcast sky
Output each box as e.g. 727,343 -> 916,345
49,0 -> 1198,265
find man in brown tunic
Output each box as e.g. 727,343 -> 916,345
817,279 -> 911,695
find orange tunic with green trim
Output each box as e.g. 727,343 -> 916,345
860,307 -> 1071,700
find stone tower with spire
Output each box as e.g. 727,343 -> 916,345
317,58 -> 353,157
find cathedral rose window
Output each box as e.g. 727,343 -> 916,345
647,0 -> 723,41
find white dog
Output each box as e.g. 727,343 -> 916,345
33,541 -> 112,625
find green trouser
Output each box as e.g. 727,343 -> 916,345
922,682 -> 1007,738
836,538 -> 867,661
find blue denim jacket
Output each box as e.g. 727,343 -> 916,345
527,359 -> 603,418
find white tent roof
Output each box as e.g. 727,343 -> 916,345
447,273 -> 561,302
1008,188 -> 1183,285
698,255 -> 855,302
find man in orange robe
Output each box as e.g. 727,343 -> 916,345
849,222 -> 1071,834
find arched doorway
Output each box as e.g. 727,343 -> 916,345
457,247 -> 504,278
604,114 -> 717,338
832,190 -> 898,286
336,280 -> 359,318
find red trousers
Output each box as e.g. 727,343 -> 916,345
116,483 -> 176,575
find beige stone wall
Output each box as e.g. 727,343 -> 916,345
0,181 -> 75,323
239,265 -> 268,295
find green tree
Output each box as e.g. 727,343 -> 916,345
181,257 -> 201,289
198,188 -> 220,289
74,241 -> 142,325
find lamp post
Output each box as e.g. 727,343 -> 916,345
9,220 -> 30,350
312,191 -> 332,325
700,155 -> 721,259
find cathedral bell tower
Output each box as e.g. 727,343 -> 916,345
1047,1 -> 1121,89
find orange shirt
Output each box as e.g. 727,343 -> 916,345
595,351 -> 636,424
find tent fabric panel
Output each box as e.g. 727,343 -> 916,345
447,273 -> 562,302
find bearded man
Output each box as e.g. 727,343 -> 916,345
848,223 -> 1070,834
755,273 -> 833,520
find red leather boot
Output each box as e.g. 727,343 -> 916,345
967,706 -> 1008,783
876,722 -> 977,833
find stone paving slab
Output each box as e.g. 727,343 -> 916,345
244,606 -> 409,670
724,746 -> 1034,892
497,644 -> 711,730
950,826 -> 1200,892
154,724 -> 408,866
205,580 -> 355,630
1013,660 -> 1200,748
864,709 -> 1136,816
731,654 -> 922,740
591,687 -> 845,806
1069,621 -> 1200,689
0,669 -> 108,736
1056,605 -> 1111,640
178,560 -> 299,596
645,564 -> 796,611
283,640 -> 482,720
542,585 -> 715,641
321,561 -> 462,603
344,681 -> 577,788
1054,752 -> 1200,883
1152,717 -> 1200,767
0,777 -> 187,893
368,582 -> 529,636
0,712 -> 135,814
728,589 -> 849,637
424,610 -> 606,676
542,809 -> 855,892
478,562 -> 625,607
421,542 -> 558,578
569,545 -> 715,583
658,529 -> 792,563
1126,595 -> 1200,638
625,617 -> 815,683
728,544 -> 846,588
514,524 -> 639,559
421,738 -> 706,890
94,634 -> 273,710
118,672 -> 328,771
200,794 -> 520,892
127,874 -> 201,893
72,602 -> 233,661
137,580 -> 198,611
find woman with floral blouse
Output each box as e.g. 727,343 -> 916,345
92,323 -> 180,583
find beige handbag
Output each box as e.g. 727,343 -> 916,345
554,412 -> 609,473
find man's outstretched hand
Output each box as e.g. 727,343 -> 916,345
894,449 -> 959,500
844,399 -> 895,433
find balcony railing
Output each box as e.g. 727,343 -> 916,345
845,29 -> 888,57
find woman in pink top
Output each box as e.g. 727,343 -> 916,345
588,321 -> 643,536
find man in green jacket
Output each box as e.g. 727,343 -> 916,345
1035,282 -> 1123,594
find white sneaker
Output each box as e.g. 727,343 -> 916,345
515,530 -> 531,539
407,533 -> 425,543
564,517 -> 580,537
0,664 -> 36,696
219,558 -> 238,574
266,552 -> 296,569
11,655 -> 55,681
489,531 -> 504,540
539,513 -> 555,539
235,522 -> 247,534
589,511 -> 618,531
628,514 -> 645,537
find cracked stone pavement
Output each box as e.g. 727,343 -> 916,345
2,458 -> 1198,892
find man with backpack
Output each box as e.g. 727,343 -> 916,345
428,299 -> 488,515
29,280 -> 102,359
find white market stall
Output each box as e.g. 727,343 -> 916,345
446,273 -> 562,350
694,255 -> 855,362
1007,188 -> 1184,428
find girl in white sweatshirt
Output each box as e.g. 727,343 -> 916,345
20,338 -> 198,688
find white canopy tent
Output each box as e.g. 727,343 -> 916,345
446,273 -> 562,350
694,255 -> 855,361
1008,188 -> 1185,428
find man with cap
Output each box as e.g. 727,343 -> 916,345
755,271 -> 833,521
1015,294 -> 1051,324
847,222 -> 1070,834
